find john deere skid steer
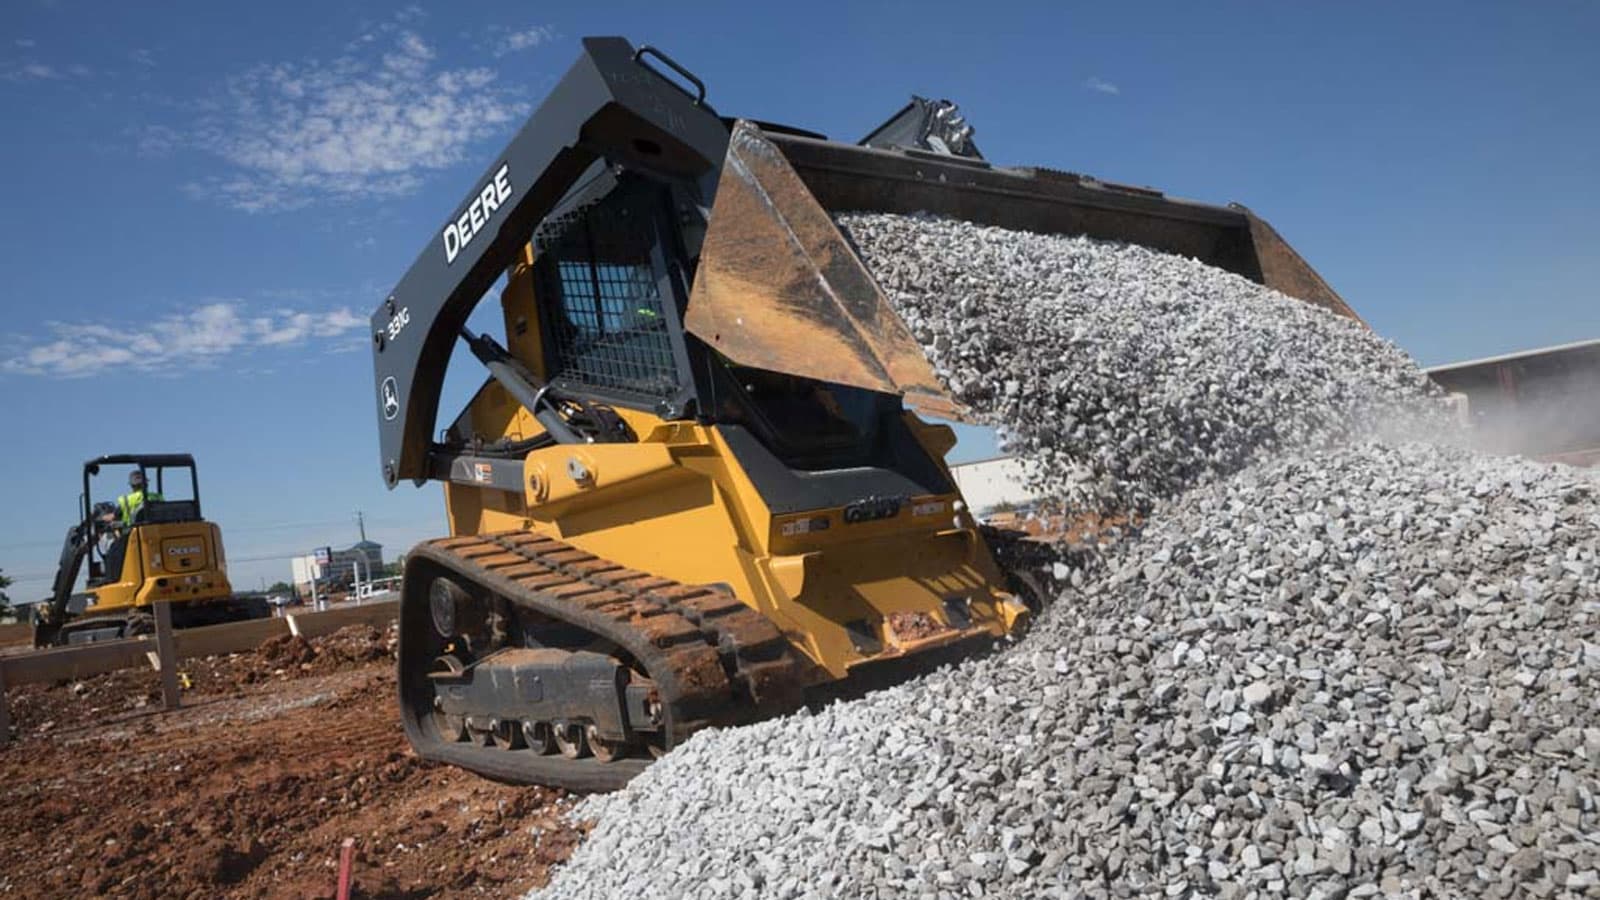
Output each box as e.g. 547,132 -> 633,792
370,38 -> 1355,790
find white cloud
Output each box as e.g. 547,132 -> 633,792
493,25 -> 555,57
129,48 -> 156,68
2,302 -> 368,378
1,58 -> 92,83
3,61 -> 60,81
134,123 -> 182,157
1085,76 -> 1120,96
15,39 -> 37,49
185,19 -> 530,212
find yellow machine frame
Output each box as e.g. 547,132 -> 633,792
441,247 -> 1027,683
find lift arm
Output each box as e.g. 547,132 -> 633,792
369,37 -> 728,488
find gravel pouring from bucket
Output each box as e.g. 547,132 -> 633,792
684,119 -> 1363,425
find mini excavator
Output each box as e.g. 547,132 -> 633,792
370,38 -> 1354,789
33,454 -> 268,646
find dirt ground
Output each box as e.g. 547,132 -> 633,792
0,625 -> 585,899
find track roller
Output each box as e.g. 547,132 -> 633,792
553,721 -> 589,759
587,725 -> 630,763
491,718 -> 522,749
433,697 -> 466,742
524,721 -> 556,755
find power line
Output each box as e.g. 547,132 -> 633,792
0,537 -> 77,552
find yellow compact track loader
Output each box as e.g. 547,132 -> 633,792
33,454 -> 268,646
370,39 -> 1355,790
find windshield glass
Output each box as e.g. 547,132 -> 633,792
94,464 -> 194,504
534,179 -> 682,405
710,359 -> 893,470
88,462 -> 199,529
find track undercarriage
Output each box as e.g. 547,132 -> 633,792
398,533 -> 809,791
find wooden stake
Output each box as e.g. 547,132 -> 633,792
153,602 -> 180,711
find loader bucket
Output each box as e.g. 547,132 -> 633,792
686,122 -> 964,420
685,120 -> 1361,423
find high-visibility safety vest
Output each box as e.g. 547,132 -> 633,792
117,489 -> 162,526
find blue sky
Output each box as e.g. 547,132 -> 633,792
2,1 -> 1596,598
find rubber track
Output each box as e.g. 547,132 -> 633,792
493,534 -> 807,717
403,531 -> 804,789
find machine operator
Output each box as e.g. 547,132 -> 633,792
115,470 -> 161,526
92,470 -> 162,580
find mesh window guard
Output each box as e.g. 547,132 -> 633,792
534,183 -> 680,403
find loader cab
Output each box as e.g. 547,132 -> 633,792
80,454 -> 202,587
526,165 -> 952,488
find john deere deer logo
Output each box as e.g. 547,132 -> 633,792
381,376 -> 400,421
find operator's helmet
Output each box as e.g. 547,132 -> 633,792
129,470 -> 146,489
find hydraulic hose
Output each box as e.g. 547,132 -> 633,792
460,328 -> 583,444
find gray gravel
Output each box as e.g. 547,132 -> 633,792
528,218 -> 1599,898
838,213 -> 1446,512
534,443 -> 1600,899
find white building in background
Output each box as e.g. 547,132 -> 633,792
291,540 -> 385,595
325,541 -> 384,582
290,556 -> 319,596
949,456 -> 1042,514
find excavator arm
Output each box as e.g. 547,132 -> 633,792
32,524 -> 90,647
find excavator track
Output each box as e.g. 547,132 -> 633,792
398,531 -> 806,791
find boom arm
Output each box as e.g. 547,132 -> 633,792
369,37 -> 729,488
32,525 -> 90,646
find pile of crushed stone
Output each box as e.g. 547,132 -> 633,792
535,442 -> 1600,899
